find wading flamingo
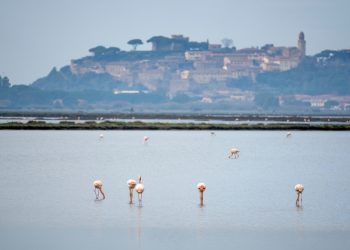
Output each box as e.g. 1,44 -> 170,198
143,136 -> 150,144
127,179 -> 137,204
135,176 -> 144,204
197,183 -> 206,206
93,180 -> 105,200
229,148 -> 240,159
295,184 -> 304,207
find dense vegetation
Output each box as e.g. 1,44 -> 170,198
1,120 -> 350,130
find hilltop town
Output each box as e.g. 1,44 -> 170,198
1,32 -> 350,112
66,32 -> 305,98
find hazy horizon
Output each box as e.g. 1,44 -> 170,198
1,0 -> 349,85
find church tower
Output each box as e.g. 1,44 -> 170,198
298,32 -> 306,57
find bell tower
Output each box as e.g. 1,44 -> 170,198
298,32 -> 306,57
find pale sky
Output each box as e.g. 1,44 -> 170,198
0,0 -> 349,84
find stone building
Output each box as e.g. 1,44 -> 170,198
298,32 -> 306,57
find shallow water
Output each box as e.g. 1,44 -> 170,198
0,130 -> 349,249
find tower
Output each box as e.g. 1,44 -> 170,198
298,32 -> 306,57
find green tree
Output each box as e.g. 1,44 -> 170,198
104,47 -> 121,56
146,36 -> 171,45
89,46 -> 107,57
88,46 -> 120,59
221,38 -> 233,48
127,39 -> 143,51
0,76 -> 11,89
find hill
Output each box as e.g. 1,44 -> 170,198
1,42 -> 350,113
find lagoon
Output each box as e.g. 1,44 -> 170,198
0,130 -> 349,249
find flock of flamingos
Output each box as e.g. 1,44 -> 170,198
93,132 -> 304,207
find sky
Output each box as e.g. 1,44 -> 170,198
0,0 -> 349,84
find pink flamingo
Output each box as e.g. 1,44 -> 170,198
127,179 -> 137,204
135,176 -> 144,204
93,180 -> 105,200
229,148 -> 240,159
143,136 -> 150,144
295,184 -> 304,207
197,182 -> 206,206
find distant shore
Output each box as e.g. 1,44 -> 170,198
1,121 -> 350,130
1,111 -> 350,130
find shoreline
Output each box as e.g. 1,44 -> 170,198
1,121 -> 350,130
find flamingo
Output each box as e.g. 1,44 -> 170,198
229,148 -> 240,159
127,179 -> 137,204
143,136 -> 150,144
295,184 -> 304,207
135,176 -> 144,204
93,180 -> 105,200
197,183 -> 206,206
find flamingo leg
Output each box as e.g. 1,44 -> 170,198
296,193 -> 301,206
94,188 -> 98,199
99,188 -> 105,200
129,188 -> 133,204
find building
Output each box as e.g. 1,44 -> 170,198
298,32 -> 306,57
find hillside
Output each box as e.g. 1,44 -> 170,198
256,50 -> 350,95
1,45 -> 350,112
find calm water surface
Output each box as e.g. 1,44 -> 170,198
0,130 -> 349,249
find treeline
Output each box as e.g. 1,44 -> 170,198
0,75 -> 168,109
0,76 -> 11,89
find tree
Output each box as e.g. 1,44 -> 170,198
146,36 -> 171,44
104,47 -> 121,56
89,46 -> 107,57
0,76 -> 11,89
221,38 -> 234,48
127,39 -> 143,51
88,46 -> 120,58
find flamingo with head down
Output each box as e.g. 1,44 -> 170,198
295,184 -> 304,207
229,148 -> 240,159
93,180 -> 105,200
127,179 -> 137,204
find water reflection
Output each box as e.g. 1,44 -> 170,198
295,205 -> 305,240
126,202 -> 143,246
196,204 -> 206,240
136,206 -> 143,246
1,130 -> 350,250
